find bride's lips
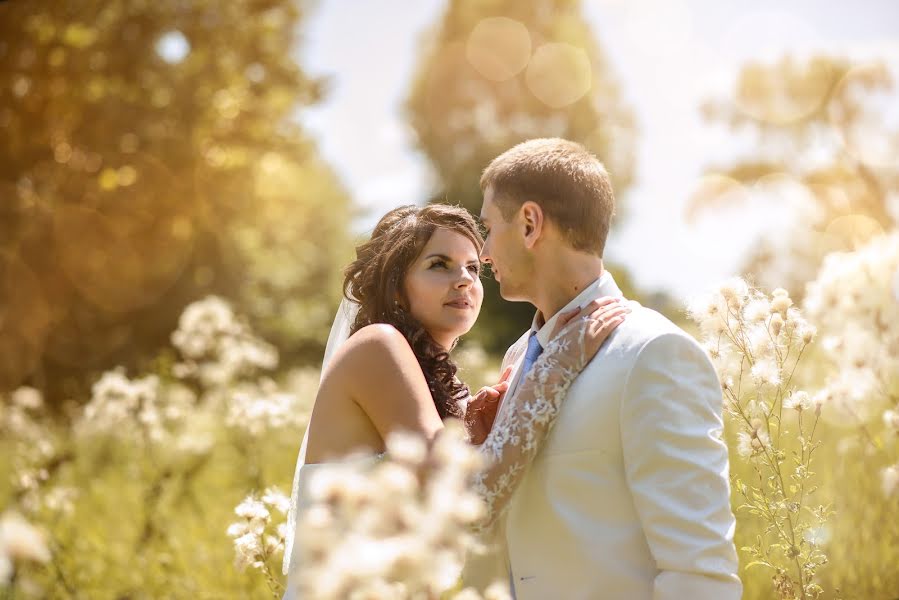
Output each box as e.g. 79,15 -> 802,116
445,298 -> 473,309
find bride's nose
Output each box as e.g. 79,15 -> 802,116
454,267 -> 475,288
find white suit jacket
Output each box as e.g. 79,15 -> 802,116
498,272 -> 741,600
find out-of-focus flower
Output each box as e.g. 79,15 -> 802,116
42,487 -> 79,516
77,369 -> 196,446
261,487 -> 291,515
750,358 -> 782,387
0,511 -> 51,582
286,424 -> 500,599
171,296 -> 278,387
228,491 -> 286,575
884,410 -> 899,432
882,465 -> 899,497
10,388 -> 42,411
784,391 -> 812,412
804,233 -> 899,425
225,378 -> 302,437
233,531 -> 264,571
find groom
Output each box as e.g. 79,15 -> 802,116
476,138 -> 741,599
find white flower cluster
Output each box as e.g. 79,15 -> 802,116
77,369 -> 194,444
804,232 -> 899,426
688,278 -> 817,416
289,425 -> 509,600
1,387 -> 43,441
227,487 -> 291,572
0,511 -> 50,587
171,296 -> 279,387
225,378 -> 304,437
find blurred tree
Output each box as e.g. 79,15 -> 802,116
690,54 -> 899,294
0,1 -> 354,398
405,0 -> 637,351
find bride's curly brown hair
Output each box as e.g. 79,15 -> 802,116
343,204 -> 484,420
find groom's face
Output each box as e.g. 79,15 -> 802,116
479,187 -> 533,302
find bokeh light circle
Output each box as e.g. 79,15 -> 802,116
732,55 -> 834,126
466,17 -> 531,82
685,174 -> 751,222
156,30 -> 190,64
828,62 -> 899,170
526,43 -> 592,108
824,213 -> 885,249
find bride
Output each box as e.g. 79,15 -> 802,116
282,204 -> 628,594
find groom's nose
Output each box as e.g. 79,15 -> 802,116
479,244 -> 492,264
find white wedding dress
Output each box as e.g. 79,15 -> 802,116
282,299 -> 593,598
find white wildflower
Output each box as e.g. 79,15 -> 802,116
747,325 -> 775,359
804,233 -> 899,420
233,532 -> 263,571
797,323 -> 817,345
769,313 -> 784,337
78,369 -> 167,442
0,511 -> 50,565
882,465 -> 899,497
883,409 -> 899,432
744,297 -> 772,323
770,290 -> 793,314
42,487 -> 78,516
261,487 -> 291,515
235,497 -> 270,522
750,358 -> 782,386
686,292 -> 729,337
226,379 -> 299,437
783,391 -> 811,412
386,431 -> 428,466
718,277 -> 749,310
736,432 -> 754,458
171,296 -> 278,386
483,581 -> 513,600
290,428 -> 487,599
10,387 -> 42,411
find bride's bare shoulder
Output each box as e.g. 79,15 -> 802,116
329,324 -> 418,375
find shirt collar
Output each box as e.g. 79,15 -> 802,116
532,271 -> 623,349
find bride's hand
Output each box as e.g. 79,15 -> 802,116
549,296 -> 630,367
465,366 -> 512,445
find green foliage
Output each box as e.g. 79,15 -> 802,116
0,0 -> 354,399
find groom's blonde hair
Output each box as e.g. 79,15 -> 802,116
480,138 -> 615,257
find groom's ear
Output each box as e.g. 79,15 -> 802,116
520,201 -> 544,249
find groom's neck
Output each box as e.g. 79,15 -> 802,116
533,251 -> 604,322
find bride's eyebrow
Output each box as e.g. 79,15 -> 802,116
424,253 -> 479,265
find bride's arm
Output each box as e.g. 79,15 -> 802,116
342,323 -> 444,443
472,297 -> 630,531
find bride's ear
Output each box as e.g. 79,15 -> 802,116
520,201 -> 544,249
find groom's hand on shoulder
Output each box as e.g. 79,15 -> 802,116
464,366 -> 512,445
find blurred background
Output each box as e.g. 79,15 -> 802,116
0,0 -> 897,597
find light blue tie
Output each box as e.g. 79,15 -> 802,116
521,331 -> 544,378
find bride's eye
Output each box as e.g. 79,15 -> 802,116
429,260 -> 448,269
467,264 -> 481,275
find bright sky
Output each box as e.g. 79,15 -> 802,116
297,0 -> 899,300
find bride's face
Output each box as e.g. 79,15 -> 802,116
402,227 -> 484,350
